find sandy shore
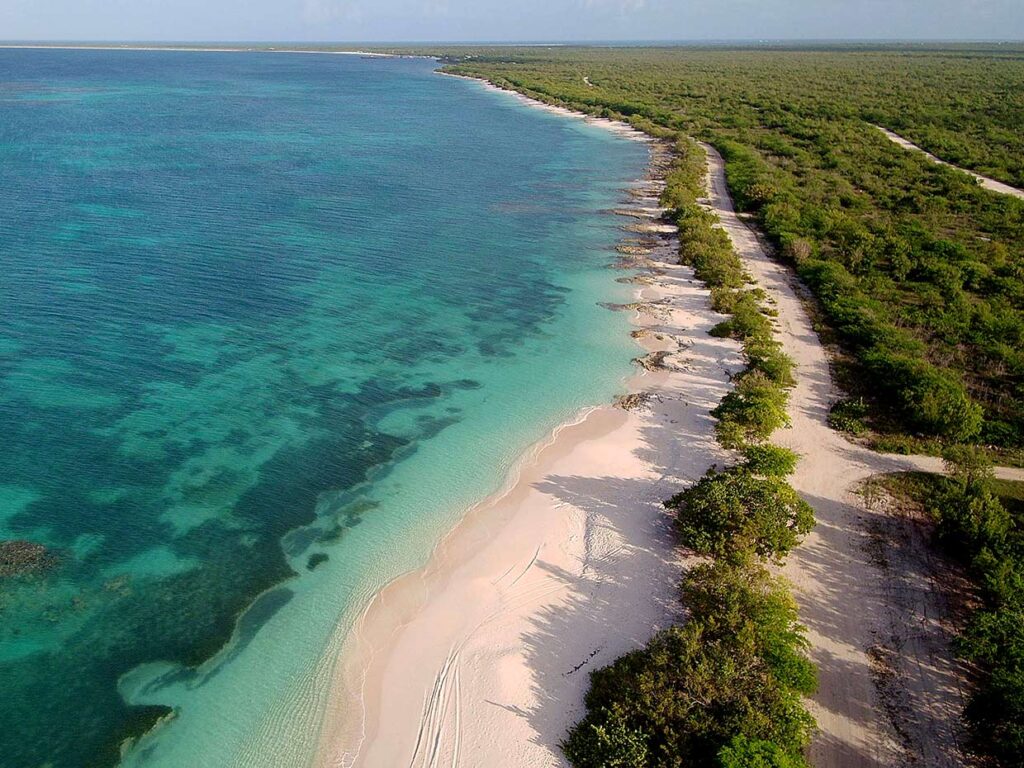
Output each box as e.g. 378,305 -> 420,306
308,88 -> 744,766
318,256 -> 741,768
440,72 -> 649,142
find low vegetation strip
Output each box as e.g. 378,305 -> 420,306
561,138 -> 818,768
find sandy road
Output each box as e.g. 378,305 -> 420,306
875,126 -> 1024,200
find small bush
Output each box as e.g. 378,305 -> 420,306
937,490 -> 1012,553
744,445 -> 800,477
713,371 -> 791,449
667,467 -> 815,560
780,235 -> 815,266
571,624 -> 813,767
943,444 -> 995,493
827,398 -> 869,435
566,560 -> 816,768
862,348 -> 983,440
717,734 -> 808,767
682,560 -> 817,696
744,336 -> 796,388
711,292 -> 775,341
906,369 -> 984,442
562,708 -> 650,768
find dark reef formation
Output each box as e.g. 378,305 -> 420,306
0,540 -> 56,578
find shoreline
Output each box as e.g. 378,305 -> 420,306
0,44 -> 396,55
440,71 -> 651,142
311,77 -> 745,767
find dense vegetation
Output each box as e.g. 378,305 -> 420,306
560,140 -> 817,768
882,456 -> 1024,765
430,45 -> 1024,454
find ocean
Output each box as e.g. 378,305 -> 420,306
0,48 -> 648,767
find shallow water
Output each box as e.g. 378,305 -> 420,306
0,49 -> 648,767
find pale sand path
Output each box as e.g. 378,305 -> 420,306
702,143 -> 1022,767
875,126 -> 1024,200
312,211 -> 746,766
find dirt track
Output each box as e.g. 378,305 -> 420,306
876,126 -> 1024,200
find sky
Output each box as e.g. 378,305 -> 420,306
0,0 -> 1022,43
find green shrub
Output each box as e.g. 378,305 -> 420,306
942,444 -> 995,493
862,348 -> 983,440
966,658 -> 1024,764
662,138 -> 708,210
572,624 -> 814,767
958,601 -> 1024,763
562,708 -> 650,768
682,560 -> 817,696
667,467 -> 814,560
937,489 -> 1012,558
913,469 -> 1024,764
930,456 -> 1011,563
716,734 -> 809,768
710,285 -> 741,314
743,336 -> 796,388
711,292 -> 774,341
905,368 -> 984,442
567,560 -> 816,768
827,398 -> 869,435
743,445 -> 800,477
713,371 -> 791,449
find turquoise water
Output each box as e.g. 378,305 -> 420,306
0,49 -> 648,767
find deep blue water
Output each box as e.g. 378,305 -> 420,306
0,49 -> 648,767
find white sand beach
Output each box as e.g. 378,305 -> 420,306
309,99 -> 745,765
319,262 -> 742,766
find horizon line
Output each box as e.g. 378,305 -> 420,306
3,38 -> 1024,46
